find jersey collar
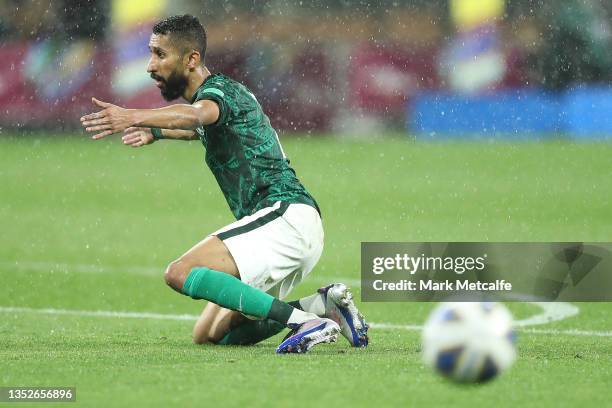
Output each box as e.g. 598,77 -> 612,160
190,73 -> 220,104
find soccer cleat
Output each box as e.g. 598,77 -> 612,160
275,318 -> 340,354
319,283 -> 369,347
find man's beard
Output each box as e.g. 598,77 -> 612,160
151,70 -> 188,101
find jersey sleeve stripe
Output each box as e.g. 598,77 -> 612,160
202,88 -> 225,98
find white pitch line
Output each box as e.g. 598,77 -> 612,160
369,322 -> 422,330
336,302 -> 587,335
513,302 -> 579,327
368,323 -> 612,337
0,260 -> 593,335
1,260 -> 361,287
1,260 -> 155,276
0,304 -> 606,337
0,306 -> 196,321
519,328 -> 612,337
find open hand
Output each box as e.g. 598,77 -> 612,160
122,127 -> 155,148
80,98 -> 134,140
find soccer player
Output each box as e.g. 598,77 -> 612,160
80,15 -> 368,353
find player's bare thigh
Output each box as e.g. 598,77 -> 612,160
192,302 -> 247,344
164,235 -> 239,292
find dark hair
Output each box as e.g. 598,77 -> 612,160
152,15 -> 207,64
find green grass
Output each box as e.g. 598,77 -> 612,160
1,135 -> 611,407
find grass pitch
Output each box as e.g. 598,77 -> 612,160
1,134 -> 611,407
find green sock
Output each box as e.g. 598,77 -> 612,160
182,267 -> 303,324
218,319 -> 286,345
216,300 -> 309,345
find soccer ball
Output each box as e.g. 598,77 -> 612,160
421,302 -> 516,383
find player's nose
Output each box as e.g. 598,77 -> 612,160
146,58 -> 156,73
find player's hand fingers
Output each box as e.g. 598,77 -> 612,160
122,133 -> 141,144
124,127 -> 141,134
127,136 -> 147,147
80,111 -> 106,122
81,118 -> 109,127
85,124 -> 113,132
92,97 -> 112,108
91,130 -> 115,140
130,140 -> 144,148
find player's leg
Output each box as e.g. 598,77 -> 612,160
164,234 -> 240,289
191,302 -> 285,346
190,286 -> 367,349
204,297 -> 323,346
217,316 -> 285,345
192,302 -> 248,344
163,235 -> 323,328
192,298 -> 288,345
197,285 -> 368,347
165,231 -> 339,350
191,300 -> 284,345
244,285 -> 368,347
208,202 -> 344,351
182,238 -> 325,346
288,294 -> 326,315
197,202 -> 346,352
193,303 -> 300,346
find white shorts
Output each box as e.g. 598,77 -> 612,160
213,202 -> 324,300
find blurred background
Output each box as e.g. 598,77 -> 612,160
1,0 -> 612,138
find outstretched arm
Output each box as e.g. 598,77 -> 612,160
156,129 -> 198,140
80,97 -> 219,140
121,127 -> 198,148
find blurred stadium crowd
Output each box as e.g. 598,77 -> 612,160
1,0 -> 611,135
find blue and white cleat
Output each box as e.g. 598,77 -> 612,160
319,283 -> 369,347
276,318 -> 340,354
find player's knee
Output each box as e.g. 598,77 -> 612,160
164,260 -> 187,291
192,325 -> 221,345
192,319 -> 230,345
192,332 -> 215,345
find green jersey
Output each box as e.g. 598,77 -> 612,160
190,73 -> 319,220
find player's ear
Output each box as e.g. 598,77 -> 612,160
186,51 -> 201,70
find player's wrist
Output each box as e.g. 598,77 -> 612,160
151,128 -> 165,140
129,109 -> 148,128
